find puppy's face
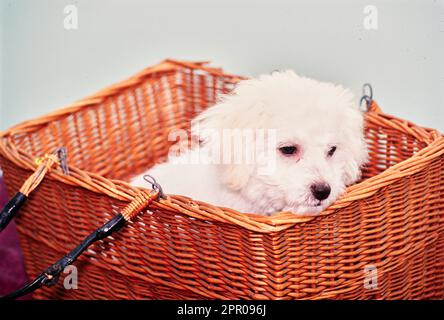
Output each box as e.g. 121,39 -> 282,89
193,70 -> 368,215
257,115 -> 365,215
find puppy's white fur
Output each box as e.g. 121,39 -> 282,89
131,70 -> 367,216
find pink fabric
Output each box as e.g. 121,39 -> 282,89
0,177 -> 31,299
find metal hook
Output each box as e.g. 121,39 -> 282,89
55,147 -> 69,175
359,83 -> 373,112
143,174 -> 165,199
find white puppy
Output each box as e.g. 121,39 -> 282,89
132,70 -> 367,216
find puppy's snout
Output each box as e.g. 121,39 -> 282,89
311,183 -> 331,201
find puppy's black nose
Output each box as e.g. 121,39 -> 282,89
311,183 -> 331,201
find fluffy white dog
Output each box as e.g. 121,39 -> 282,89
131,70 -> 367,216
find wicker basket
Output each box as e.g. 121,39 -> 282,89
0,59 -> 443,300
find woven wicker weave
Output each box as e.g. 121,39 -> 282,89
0,59 -> 443,299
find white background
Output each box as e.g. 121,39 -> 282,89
0,0 -> 443,131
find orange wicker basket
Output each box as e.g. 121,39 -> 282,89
0,59 -> 443,299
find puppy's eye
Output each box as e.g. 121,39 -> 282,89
327,146 -> 337,157
279,145 -> 298,155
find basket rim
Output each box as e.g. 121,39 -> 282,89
1,59 -> 443,233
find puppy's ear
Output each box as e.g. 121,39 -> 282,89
191,101 -> 234,144
343,154 -> 365,185
192,101 -> 256,191
191,83 -> 265,191
191,77 -> 265,141
220,163 -> 254,191
342,108 -> 369,185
